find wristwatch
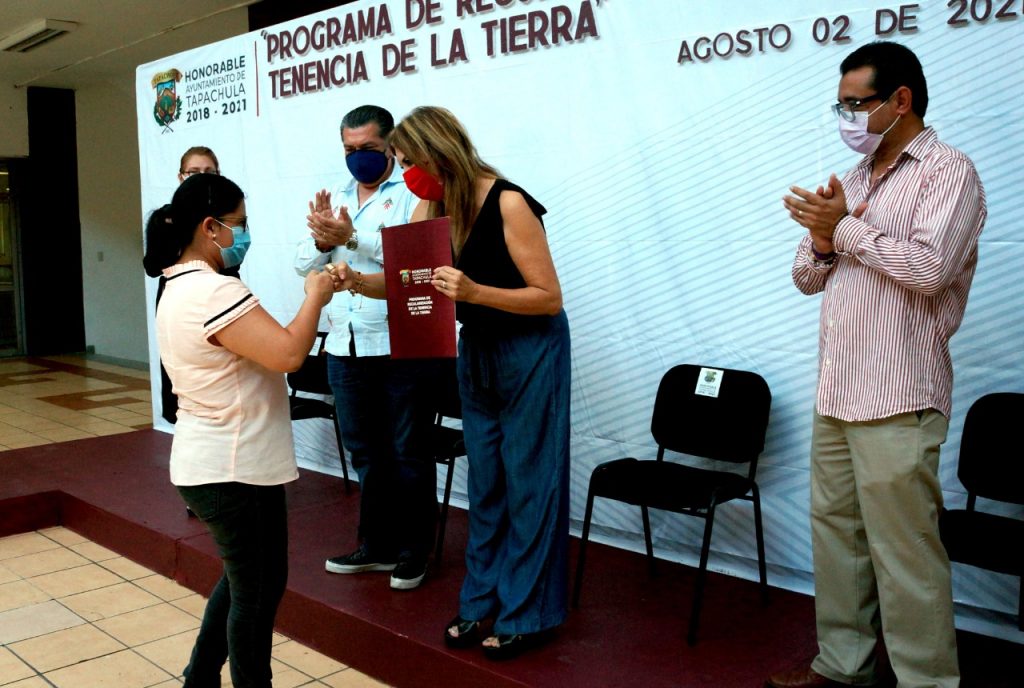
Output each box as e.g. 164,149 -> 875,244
345,232 -> 359,251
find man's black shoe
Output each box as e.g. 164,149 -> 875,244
325,546 -> 396,574
390,555 -> 427,590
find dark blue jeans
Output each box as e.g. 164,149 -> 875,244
327,354 -> 439,560
457,311 -> 572,635
177,483 -> 288,688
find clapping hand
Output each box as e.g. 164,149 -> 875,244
783,174 -> 866,254
306,189 -> 355,249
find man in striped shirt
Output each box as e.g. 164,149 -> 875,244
769,42 -> 986,688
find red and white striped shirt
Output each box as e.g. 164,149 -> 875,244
793,127 -> 987,421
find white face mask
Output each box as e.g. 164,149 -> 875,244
838,99 -> 900,155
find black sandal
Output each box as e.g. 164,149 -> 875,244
481,631 -> 548,661
444,616 -> 480,649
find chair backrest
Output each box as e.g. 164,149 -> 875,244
286,332 -> 332,396
651,364 -> 771,464
958,392 -> 1024,506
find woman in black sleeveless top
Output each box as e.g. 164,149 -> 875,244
390,107 -> 571,660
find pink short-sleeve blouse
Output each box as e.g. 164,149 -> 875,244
157,260 -> 298,487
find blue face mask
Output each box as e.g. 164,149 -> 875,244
345,149 -> 390,184
213,220 -> 251,268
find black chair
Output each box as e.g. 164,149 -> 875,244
287,332 -> 350,492
939,392 -> 1024,631
432,359 -> 466,563
572,364 -> 771,645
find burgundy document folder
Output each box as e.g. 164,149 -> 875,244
381,217 -> 456,358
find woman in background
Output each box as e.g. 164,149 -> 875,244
390,106 -> 572,660
144,173 -> 339,687
177,145 -> 220,182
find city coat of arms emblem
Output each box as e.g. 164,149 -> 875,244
151,69 -> 183,132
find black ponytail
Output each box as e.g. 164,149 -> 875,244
143,173 -> 244,277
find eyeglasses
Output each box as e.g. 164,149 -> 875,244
181,168 -> 219,177
215,217 -> 249,232
832,93 -> 883,122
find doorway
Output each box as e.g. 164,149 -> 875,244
0,161 -> 25,355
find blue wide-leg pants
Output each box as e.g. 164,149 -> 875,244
456,311 -> 571,635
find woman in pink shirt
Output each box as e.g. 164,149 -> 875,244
144,173 -> 340,687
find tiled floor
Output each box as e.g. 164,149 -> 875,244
0,528 -> 385,687
0,356 -> 154,450
0,355 -> 386,688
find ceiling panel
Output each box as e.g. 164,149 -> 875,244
0,0 -> 254,89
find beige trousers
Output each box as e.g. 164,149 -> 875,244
809,410 -> 959,688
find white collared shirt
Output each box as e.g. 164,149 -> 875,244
294,162 -> 418,357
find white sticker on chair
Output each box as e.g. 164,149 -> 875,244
695,368 -> 724,398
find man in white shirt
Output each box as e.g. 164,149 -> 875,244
294,105 -> 437,591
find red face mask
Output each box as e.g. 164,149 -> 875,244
403,165 -> 445,201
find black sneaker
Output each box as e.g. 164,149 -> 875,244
390,556 -> 427,590
325,547 -> 396,574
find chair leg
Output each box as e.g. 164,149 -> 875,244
688,501 -> 718,646
1018,574 -> 1023,633
572,488 -> 597,608
434,457 -> 456,564
331,415 -> 351,493
641,504 -> 656,577
751,485 -> 769,606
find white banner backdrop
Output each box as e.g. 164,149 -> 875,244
137,0 -> 1024,639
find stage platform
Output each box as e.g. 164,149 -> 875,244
0,430 -> 1018,687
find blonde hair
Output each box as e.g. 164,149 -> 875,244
179,146 -> 219,174
389,107 -> 499,256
